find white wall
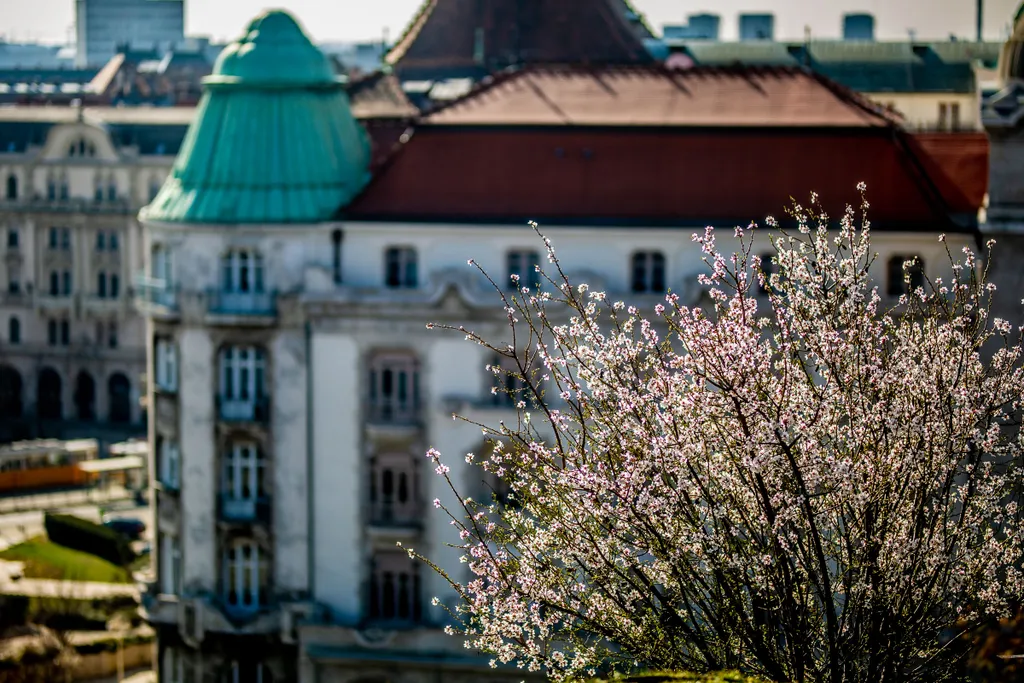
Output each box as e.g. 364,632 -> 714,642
310,331 -> 362,622
178,327 -> 217,592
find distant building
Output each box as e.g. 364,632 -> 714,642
74,0 -> 185,68
739,13 -> 775,41
662,39 -> 1001,131
0,41 -> 76,70
663,14 -> 721,41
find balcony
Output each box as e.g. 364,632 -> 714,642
219,495 -> 272,525
207,289 -> 276,320
367,396 -> 420,424
368,499 -> 422,539
133,274 -> 178,318
217,396 -> 271,424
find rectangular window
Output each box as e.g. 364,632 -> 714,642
61,228 -> 70,250
108,321 -> 118,349
62,271 -> 72,295
951,102 -> 961,131
507,250 -> 541,290
50,271 -> 59,296
6,229 -> 17,249
155,338 -> 178,392
109,231 -> 119,251
938,102 -> 949,130
7,274 -> 18,294
96,232 -> 105,251
48,320 -> 57,346
158,438 -> 181,490
60,320 -> 69,346
385,247 -> 418,289
97,272 -> 107,298
110,273 -> 120,299
159,532 -> 182,595
49,228 -> 58,249
631,251 -> 666,293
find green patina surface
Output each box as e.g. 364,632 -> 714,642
144,9 -> 371,225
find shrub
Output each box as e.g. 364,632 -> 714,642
43,514 -> 134,567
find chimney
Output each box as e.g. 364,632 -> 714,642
739,14 -> 774,42
843,13 -> 875,41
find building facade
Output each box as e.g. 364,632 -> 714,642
0,105 -> 190,443
135,9 -> 987,683
75,0 -> 185,68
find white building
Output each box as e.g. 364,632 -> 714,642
136,8 -> 984,683
75,0 -> 185,68
0,105 -> 189,442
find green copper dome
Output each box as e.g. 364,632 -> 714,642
143,9 -> 371,225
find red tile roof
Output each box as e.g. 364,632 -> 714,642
347,128 -> 952,228
906,132 -> 989,216
425,65 -> 898,128
345,65 -> 979,231
387,0 -> 653,79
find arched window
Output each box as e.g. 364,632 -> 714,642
631,251 -> 666,293
368,352 -> 419,423
221,249 -> 264,294
368,552 -> 421,623
219,346 -> 267,421
222,538 -> 268,615
5,174 -> 17,200
887,255 -> 926,297
74,371 -> 96,421
384,247 -> 417,289
8,317 -> 20,344
107,372 -> 131,423
370,453 -> 418,524
0,366 -> 23,417
37,368 -> 63,420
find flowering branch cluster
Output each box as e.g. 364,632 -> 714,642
417,193 -> 1024,683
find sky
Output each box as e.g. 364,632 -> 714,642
1,0 -> 1020,45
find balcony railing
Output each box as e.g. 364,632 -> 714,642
367,397 -> 420,425
207,289 -> 275,316
133,274 -> 178,312
219,495 -> 271,524
217,396 -> 271,423
370,498 -> 421,528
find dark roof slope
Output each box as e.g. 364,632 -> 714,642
386,0 -> 653,81
424,64 -> 896,128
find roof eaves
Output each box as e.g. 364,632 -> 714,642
385,0 -> 436,67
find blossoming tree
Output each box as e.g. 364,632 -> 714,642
417,195 -> 1024,683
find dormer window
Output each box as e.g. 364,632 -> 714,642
68,138 -> 95,158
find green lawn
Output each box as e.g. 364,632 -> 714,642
0,536 -> 130,583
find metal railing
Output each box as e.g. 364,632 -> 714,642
207,289 -> 275,316
217,396 -> 271,423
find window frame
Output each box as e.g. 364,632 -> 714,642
384,246 -> 418,289
631,251 -> 667,293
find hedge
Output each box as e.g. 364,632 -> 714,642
43,514 -> 134,568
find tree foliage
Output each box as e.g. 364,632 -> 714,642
417,194 -> 1024,683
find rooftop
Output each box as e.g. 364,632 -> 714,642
425,64 -> 895,128
387,0 -> 654,81
143,9 -> 371,225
